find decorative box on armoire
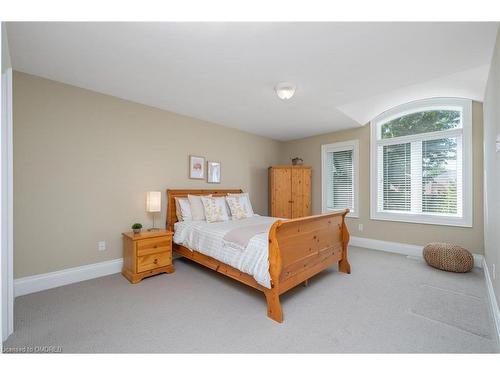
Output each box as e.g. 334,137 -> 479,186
268,165 -> 311,219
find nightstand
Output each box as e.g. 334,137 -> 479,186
122,229 -> 175,283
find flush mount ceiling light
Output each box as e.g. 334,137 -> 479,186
275,82 -> 296,100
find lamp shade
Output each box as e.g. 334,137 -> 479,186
146,191 -> 161,213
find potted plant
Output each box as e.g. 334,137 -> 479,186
131,223 -> 143,234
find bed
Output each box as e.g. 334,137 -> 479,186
166,189 -> 351,323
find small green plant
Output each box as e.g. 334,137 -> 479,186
131,223 -> 143,230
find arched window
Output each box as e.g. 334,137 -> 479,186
370,98 -> 472,226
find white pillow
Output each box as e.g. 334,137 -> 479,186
227,193 -> 254,216
200,196 -> 230,223
188,194 -> 212,221
175,197 -> 192,221
226,196 -> 253,220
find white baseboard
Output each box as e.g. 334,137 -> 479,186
474,254 -> 485,269
14,258 -> 123,297
483,258 -> 500,347
12,237 -> 486,295
350,236 -> 483,268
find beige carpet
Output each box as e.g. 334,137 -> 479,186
3,247 -> 498,353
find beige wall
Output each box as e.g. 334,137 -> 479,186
13,72 -> 281,278
483,28 -> 500,304
280,102 -> 484,253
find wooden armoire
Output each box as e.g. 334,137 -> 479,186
268,165 -> 311,219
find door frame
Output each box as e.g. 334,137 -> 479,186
1,66 -> 14,342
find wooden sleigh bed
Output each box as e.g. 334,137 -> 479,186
166,189 -> 351,323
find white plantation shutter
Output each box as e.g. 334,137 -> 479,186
376,137 -> 462,216
371,98 -> 471,227
326,149 -> 353,210
322,140 -> 359,215
421,137 -> 462,215
378,142 -> 411,212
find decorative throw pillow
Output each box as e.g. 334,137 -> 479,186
227,193 -> 255,216
200,196 -> 230,223
188,194 -> 212,221
175,197 -> 192,221
226,196 -> 253,220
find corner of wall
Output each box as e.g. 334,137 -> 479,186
1,23 -> 12,74
483,25 -> 500,324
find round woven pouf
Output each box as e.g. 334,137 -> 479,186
423,242 -> 473,273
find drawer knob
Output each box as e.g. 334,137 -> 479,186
154,259 -> 158,264
154,245 -> 158,248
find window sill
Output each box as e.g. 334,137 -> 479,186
370,211 -> 472,228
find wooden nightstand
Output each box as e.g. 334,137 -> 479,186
122,229 -> 175,283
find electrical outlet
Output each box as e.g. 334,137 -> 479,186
98,241 -> 106,251
493,264 -> 496,280
358,223 -> 364,232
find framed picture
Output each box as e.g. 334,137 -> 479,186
189,155 -> 205,179
207,161 -> 221,184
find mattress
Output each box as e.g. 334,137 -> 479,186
173,216 -> 278,288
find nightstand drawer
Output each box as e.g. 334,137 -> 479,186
136,236 -> 172,257
137,252 -> 172,273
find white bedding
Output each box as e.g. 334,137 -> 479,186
173,216 -> 278,288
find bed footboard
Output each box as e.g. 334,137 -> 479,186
266,210 -> 350,322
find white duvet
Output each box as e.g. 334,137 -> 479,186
173,216 -> 278,288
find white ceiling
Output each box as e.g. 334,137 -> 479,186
6,22 -> 499,141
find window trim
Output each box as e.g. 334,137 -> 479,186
321,139 -> 359,218
370,98 -> 473,227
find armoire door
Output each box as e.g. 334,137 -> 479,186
291,167 -> 311,218
270,167 -> 292,218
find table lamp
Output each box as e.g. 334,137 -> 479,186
146,191 -> 161,231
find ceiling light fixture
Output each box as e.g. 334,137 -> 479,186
275,82 -> 296,100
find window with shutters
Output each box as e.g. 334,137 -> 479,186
321,140 -> 359,217
370,98 -> 472,227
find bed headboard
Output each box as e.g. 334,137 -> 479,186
166,189 -> 243,231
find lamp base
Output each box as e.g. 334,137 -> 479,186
148,213 -> 161,232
